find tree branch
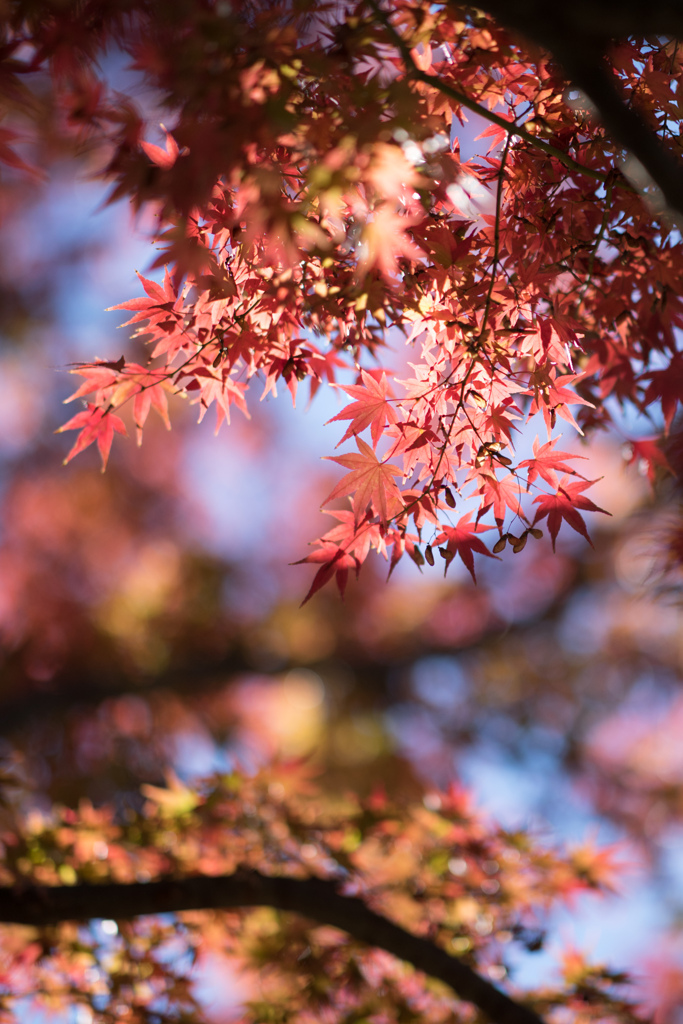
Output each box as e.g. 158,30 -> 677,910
550,51 -> 683,216
0,547 -> 590,739
479,2 -> 683,218
367,0 -> 613,187
0,869 -> 545,1024
481,0 -> 683,46
374,0 -> 683,218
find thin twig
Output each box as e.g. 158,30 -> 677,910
581,176 -> 614,299
481,131 -> 513,337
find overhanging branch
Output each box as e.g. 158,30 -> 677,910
372,0 -> 683,219
481,0 -> 683,47
479,1 -> 683,218
368,0 -> 613,187
0,869 -> 545,1024
548,50 -> 683,216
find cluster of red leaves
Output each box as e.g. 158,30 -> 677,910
37,1 -> 680,599
0,766 -> 637,1024
3,0 -> 678,598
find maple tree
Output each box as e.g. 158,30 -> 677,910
40,0 -> 682,600
0,0 -> 680,1022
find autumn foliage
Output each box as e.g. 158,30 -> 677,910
0,0 -> 681,1022
44,2 -> 682,602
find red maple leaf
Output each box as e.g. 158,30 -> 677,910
482,400 -> 522,447
399,488 -> 441,530
295,543 -> 360,604
642,351 -> 683,433
358,205 -> 425,282
526,368 -> 594,434
64,364 -> 121,403
313,509 -> 382,563
126,368 -> 173,441
323,437 -> 404,526
140,130 -> 180,170
474,471 -> 526,526
65,362 -> 173,444
57,404 -> 127,471
434,513 -> 498,582
624,437 -> 672,484
0,127 -> 44,180
532,476 -> 609,549
107,271 -> 178,323
474,120 -> 511,153
190,366 -> 250,431
294,509 -> 383,603
518,436 -> 588,488
328,369 -> 399,448
307,346 -> 349,402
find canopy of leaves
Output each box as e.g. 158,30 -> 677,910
41,0 -> 678,596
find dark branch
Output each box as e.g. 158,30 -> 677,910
0,550 -> 588,739
481,1 -> 683,219
368,0 -> 612,187
545,48 -> 683,218
481,0 -> 683,45
0,869 -> 545,1024
0,603 -> 572,739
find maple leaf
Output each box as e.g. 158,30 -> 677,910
569,838 -> 625,893
294,508 -> 384,602
307,346 -> 349,402
532,476 -> 610,549
66,362 -> 173,444
327,369 -> 399,448
140,129 -> 180,170
387,527 -> 421,578
0,126 -> 45,180
314,508 -> 382,563
107,271 -> 180,330
294,544 -> 360,604
526,368 -> 594,434
642,351 -> 683,433
365,142 -> 425,203
57,404 -> 127,471
399,488 -> 441,530
382,423 -> 441,484
518,437 -> 588,489
624,437 -> 671,484
260,342 -> 312,405
357,205 -> 425,282
474,116 -> 514,153
64,361 -> 123,402
190,366 -> 250,431
482,400 -> 522,447
433,513 -> 498,582
323,437 -> 404,527
126,367 -> 173,442
474,471 -> 526,526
